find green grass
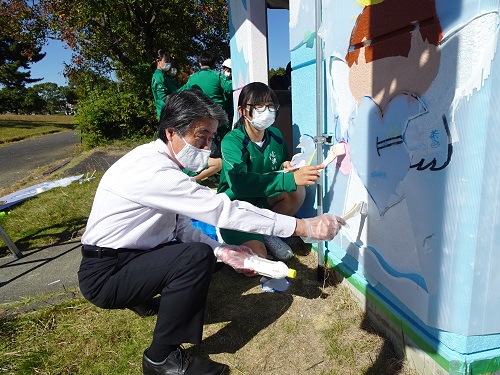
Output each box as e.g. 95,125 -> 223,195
0,112 -> 145,255
0,114 -> 418,374
0,270 -> 418,375
1,295 -> 154,374
0,114 -> 75,144
0,173 -> 101,256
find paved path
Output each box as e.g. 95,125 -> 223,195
0,131 -> 81,190
0,133 -> 129,305
0,240 -> 82,304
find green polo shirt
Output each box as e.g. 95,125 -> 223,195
218,124 -> 296,209
151,69 -> 178,120
182,68 -> 233,109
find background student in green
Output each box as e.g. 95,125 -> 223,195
152,49 -> 221,183
218,82 -> 325,261
181,51 -> 234,183
151,49 -> 179,120
183,51 -> 233,157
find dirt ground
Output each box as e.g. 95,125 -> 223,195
196,248 -> 418,375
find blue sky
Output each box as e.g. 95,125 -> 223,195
28,8 -> 290,87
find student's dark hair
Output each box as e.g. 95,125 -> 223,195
158,90 -> 228,143
150,49 -> 170,70
199,51 -> 216,67
235,82 -> 279,126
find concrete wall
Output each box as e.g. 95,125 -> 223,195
228,0 -> 500,372
289,0 -> 500,373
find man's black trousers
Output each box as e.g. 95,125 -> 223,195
78,242 -> 216,346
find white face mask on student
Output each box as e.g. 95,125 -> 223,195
245,108 -> 276,131
161,62 -> 172,72
172,135 -> 211,172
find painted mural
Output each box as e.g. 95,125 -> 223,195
291,0 -> 499,338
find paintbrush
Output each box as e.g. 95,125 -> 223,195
323,142 -> 346,166
340,201 -> 367,229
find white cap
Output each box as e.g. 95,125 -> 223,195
222,59 -> 231,69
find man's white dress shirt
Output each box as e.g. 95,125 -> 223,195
82,139 -> 296,250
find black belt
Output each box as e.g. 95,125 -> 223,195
81,245 -> 119,258
81,241 -> 180,258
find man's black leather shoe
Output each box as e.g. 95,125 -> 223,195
142,347 -> 228,375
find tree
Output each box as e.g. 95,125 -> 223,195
22,87 -> 46,114
0,37 -> 45,88
33,82 -> 67,114
2,1 -> 230,144
269,67 -> 286,79
0,87 -> 21,113
1,0 -> 47,88
40,0 -> 230,87
38,0 -> 230,146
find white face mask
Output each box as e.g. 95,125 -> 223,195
223,71 -> 231,78
245,108 -> 276,131
172,135 -> 211,172
161,62 -> 172,72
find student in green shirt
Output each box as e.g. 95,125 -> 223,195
151,49 -> 178,120
183,52 -> 233,112
152,50 -> 221,183
218,82 -> 325,261
183,51 -> 233,155
181,51 -> 234,183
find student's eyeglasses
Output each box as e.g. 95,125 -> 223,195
246,103 -> 280,113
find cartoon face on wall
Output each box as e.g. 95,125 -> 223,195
338,0 -> 453,216
346,0 -> 442,111
321,0 -> 499,329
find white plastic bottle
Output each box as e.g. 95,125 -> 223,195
244,256 -> 296,279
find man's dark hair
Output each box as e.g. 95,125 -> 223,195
199,51 -> 216,68
158,90 -> 228,142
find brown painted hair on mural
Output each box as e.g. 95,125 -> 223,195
345,0 -> 443,67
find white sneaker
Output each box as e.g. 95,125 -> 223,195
263,235 -> 293,261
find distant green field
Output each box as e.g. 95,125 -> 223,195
0,114 -> 75,144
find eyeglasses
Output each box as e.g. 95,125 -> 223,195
245,103 -> 280,113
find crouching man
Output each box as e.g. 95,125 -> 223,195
78,90 -> 344,375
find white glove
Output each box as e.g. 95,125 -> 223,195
214,244 -> 257,276
301,214 -> 344,243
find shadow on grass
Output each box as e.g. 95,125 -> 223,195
360,316 -> 407,375
0,118 -> 74,130
196,255 -> 339,357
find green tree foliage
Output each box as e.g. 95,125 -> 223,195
0,84 -> 76,114
269,67 -> 286,80
0,0 -> 47,88
37,0 -> 230,146
75,82 -> 157,148
33,82 -> 67,114
41,0 -> 229,77
0,87 -> 22,113
0,38 -> 45,88
22,87 -> 46,114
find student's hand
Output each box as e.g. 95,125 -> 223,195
293,165 -> 325,186
214,244 -> 257,277
296,214 -> 345,242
